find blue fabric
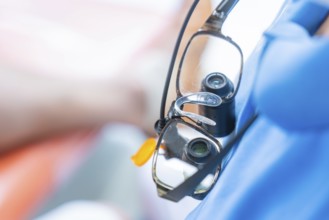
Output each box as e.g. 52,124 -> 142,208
187,1 -> 329,219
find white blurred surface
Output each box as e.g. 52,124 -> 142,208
224,0 -> 286,58
35,201 -> 124,220
0,0 -> 182,80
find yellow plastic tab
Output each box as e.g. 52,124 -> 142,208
131,138 -> 157,167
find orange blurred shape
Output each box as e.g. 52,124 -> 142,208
0,130 -> 98,220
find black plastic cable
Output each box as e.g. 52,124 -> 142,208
159,0 -> 200,123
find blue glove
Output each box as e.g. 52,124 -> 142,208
253,2 -> 329,130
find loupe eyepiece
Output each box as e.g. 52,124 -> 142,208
199,72 -> 236,137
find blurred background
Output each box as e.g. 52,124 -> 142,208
0,0 -> 284,219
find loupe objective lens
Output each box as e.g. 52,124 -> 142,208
190,140 -> 210,158
186,138 -> 211,163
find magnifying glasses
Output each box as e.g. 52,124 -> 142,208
132,0 -> 258,202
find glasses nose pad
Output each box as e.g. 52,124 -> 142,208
174,92 -> 222,126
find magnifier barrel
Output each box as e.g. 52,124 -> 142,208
199,72 -> 236,137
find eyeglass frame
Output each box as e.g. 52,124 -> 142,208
152,0 -> 259,202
